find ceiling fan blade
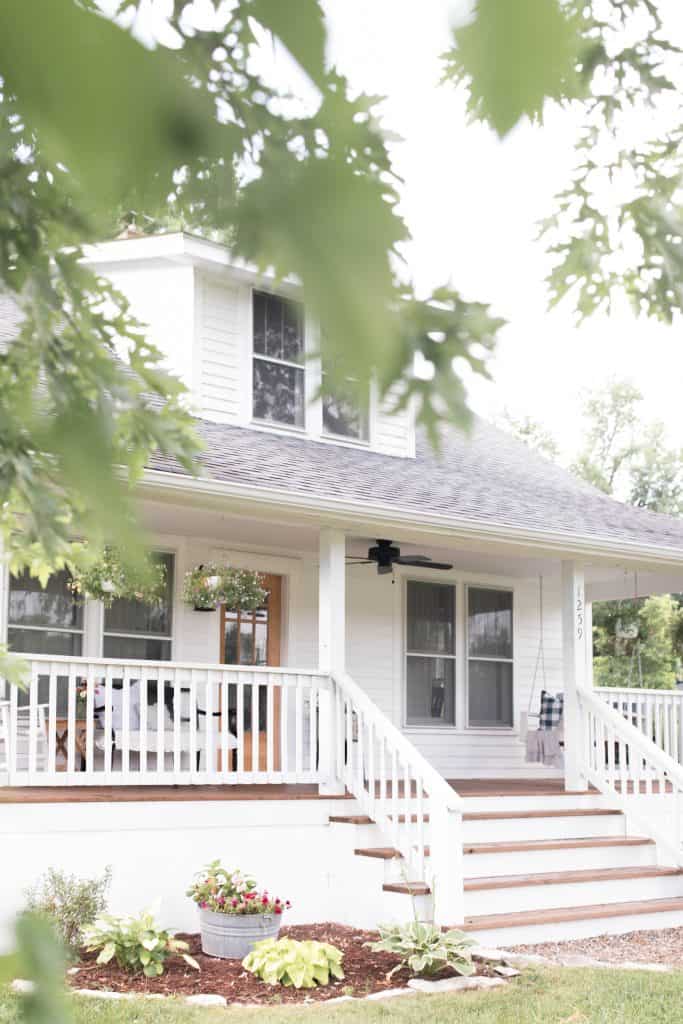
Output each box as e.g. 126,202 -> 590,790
346,558 -> 374,563
394,557 -> 453,570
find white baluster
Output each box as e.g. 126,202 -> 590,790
47,663 -> 57,777
67,664 -> 77,775
294,676 -> 303,780
121,665 -> 131,779
280,680 -> 289,781
236,675 -> 245,777
139,667 -> 148,776
103,664 -> 113,780
251,674 -> 260,776
28,662 -> 38,776
306,679 -> 315,781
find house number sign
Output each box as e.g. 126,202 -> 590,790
575,585 -> 585,641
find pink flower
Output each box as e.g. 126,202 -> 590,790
274,905 -> 282,915
231,898 -> 238,907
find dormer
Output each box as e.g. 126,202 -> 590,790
83,232 -> 415,459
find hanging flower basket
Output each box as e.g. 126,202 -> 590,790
183,564 -> 268,612
68,547 -> 167,607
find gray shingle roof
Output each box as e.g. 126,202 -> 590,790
2,289 -> 682,553
148,417 -> 683,553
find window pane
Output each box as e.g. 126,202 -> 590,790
406,656 -> 455,726
253,359 -> 305,427
407,581 -> 455,654
104,553 -> 174,637
102,636 -> 172,661
8,569 -> 83,630
8,628 -> 82,657
253,291 -> 304,364
468,661 -> 513,727
468,588 -> 513,659
322,385 -> 368,440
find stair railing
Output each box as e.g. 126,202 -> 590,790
330,671 -> 465,925
577,685 -> 683,865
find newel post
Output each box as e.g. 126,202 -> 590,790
318,528 -> 346,795
430,800 -> 465,927
562,560 -> 588,791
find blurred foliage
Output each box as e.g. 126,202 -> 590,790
499,411 -> 560,460
0,914 -> 70,1024
444,0 -> 683,323
593,594 -> 683,689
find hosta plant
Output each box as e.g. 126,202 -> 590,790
82,911 -> 199,977
366,921 -> 476,979
243,938 -> 344,989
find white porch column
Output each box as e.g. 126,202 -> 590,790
318,528 -> 346,674
562,561 -> 588,791
318,529 -> 346,794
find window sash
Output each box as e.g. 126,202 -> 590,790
466,585 -> 514,729
320,370 -> 369,441
405,580 -> 457,728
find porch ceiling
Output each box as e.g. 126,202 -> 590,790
140,498 -> 683,591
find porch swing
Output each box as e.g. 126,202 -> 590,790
520,575 -> 564,768
614,570 -> 644,689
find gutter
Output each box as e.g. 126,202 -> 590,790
138,468 -> 683,568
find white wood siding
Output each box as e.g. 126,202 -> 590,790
195,274 -> 245,423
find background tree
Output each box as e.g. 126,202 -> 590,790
499,411 -> 560,460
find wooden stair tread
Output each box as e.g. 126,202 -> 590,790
462,808 -> 622,822
383,881 -> 431,896
464,866 -> 683,891
463,897 -> 683,931
464,836 -> 654,855
329,814 -> 373,825
355,847 -> 402,860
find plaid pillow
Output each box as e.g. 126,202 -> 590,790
539,690 -> 564,730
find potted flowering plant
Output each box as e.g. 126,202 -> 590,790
182,564 -> 268,613
187,861 -> 290,959
69,547 -> 167,607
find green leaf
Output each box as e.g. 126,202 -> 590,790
248,0 -> 326,87
182,953 -> 201,971
0,0 -> 224,209
97,943 -> 116,965
448,0 -> 582,136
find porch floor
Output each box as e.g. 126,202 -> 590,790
0,778 -> 579,803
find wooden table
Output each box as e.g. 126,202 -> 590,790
54,718 -> 87,770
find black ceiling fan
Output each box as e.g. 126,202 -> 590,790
347,539 -> 453,576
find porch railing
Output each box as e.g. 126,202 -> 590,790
0,655 -> 331,787
331,671 -> 464,925
577,685 -> 683,864
594,686 -> 683,765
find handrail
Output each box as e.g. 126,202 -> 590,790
9,654 -> 327,678
331,670 -> 464,925
577,685 -> 683,863
332,671 -> 463,812
595,686 -> 683,698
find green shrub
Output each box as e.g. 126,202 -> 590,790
82,910 -> 199,977
243,938 -> 344,989
366,921 -> 476,978
24,866 -> 111,956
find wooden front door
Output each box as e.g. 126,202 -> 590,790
220,574 -> 282,771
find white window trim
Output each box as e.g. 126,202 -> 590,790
396,569 -> 518,736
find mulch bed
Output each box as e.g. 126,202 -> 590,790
69,923 -> 494,1004
511,926 -> 683,967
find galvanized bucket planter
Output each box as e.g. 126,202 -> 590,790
199,908 -> 281,959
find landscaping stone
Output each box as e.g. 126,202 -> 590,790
73,988 -> 132,1000
494,965 -> 521,978
185,993 -> 229,1007
558,954 -> 607,968
10,979 -> 35,995
365,987 -> 417,1000
472,947 -> 506,963
408,975 -> 507,993
503,952 -> 553,967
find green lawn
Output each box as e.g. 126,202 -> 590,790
2,968 -> 683,1023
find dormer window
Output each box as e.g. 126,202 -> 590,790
321,369 -> 369,441
252,290 -> 305,428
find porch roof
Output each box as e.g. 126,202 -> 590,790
148,417 -> 683,558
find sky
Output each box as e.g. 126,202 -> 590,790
323,0 -> 683,460
109,0 -> 683,462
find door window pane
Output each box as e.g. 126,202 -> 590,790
468,588 -> 512,659
406,657 -> 455,726
253,359 -> 305,427
468,661 -> 513,727
407,581 -> 455,654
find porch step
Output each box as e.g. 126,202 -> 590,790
464,866 -> 683,892
329,814 -> 374,825
382,881 -> 431,896
463,836 -> 654,855
462,808 -> 623,822
462,897 -> 683,945
354,847 -> 403,860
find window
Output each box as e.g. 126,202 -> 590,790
467,587 -> 513,727
252,290 -> 305,428
7,568 -> 83,656
102,552 -> 174,660
321,362 -> 369,441
405,580 -> 456,726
